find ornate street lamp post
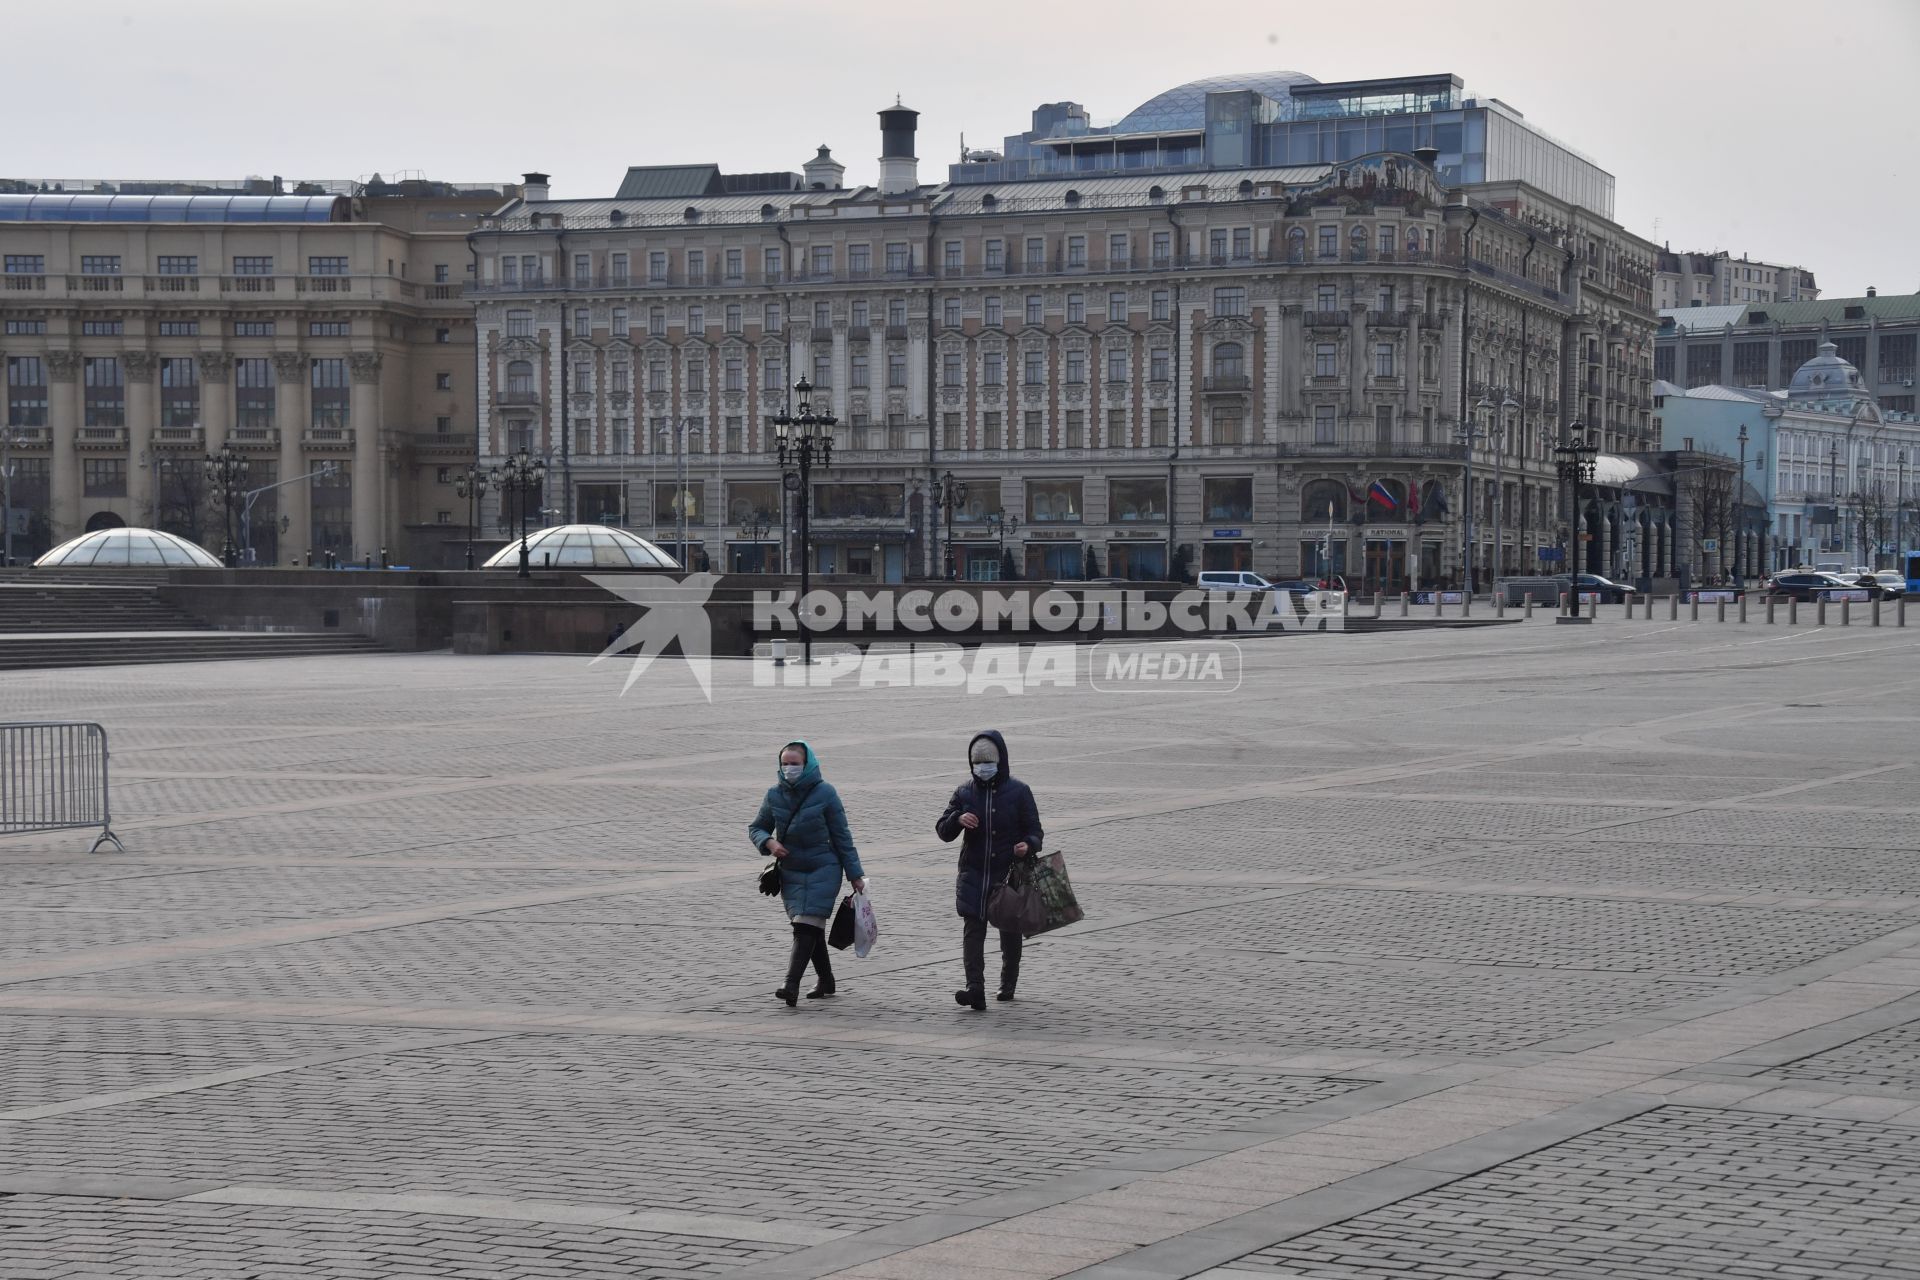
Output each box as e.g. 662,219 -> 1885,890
453,464 -> 490,571
739,507 -> 771,572
987,511 -> 1020,581
931,471 -> 968,580
495,447 -> 547,579
770,377 -> 835,665
203,443 -> 250,568
1457,403 -> 1491,595
1554,422 -> 1598,622
1736,423 -> 1749,585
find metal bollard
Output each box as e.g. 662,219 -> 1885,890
1559,591 -> 1569,613
1817,597 -> 1827,626
1400,592 -> 1409,617
1623,597 -> 1632,622
1463,593 -> 1472,616
1374,592 -> 1384,620
1873,597 -> 1881,627
1524,593 -> 1534,619
1901,597 -> 1908,628
1668,594 -> 1679,620
1644,594 -> 1653,620
1766,597 -> 1776,624
771,637 -> 788,667
1496,594 -> 1506,617
1790,598 -> 1799,625
1716,599 -> 1725,623
1738,595 -> 1747,623
1690,595 -> 1699,621
1842,598 -> 1850,626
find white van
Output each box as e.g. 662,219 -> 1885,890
1197,571 -> 1272,592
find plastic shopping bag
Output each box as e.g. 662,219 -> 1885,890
851,888 -> 878,958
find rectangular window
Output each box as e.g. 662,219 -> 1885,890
1204,477 -> 1253,520
574,307 -> 590,334
687,306 -> 704,333
500,256 -> 518,284
1150,231 -> 1170,266
1106,407 -> 1125,445
1107,349 -> 1127,382
1108,292 -> 1127,323
1066,235 -> 1086,268
1374,343 -> 1395,377
1151,290 -> 1169,322
4,319 -> 47,335
810,245 -> 833,277
1023,410 -> 1045,450
309,357 -> 350,430
1317,284 -> 1338,312
851,300 -> 869,328
612,306 -> 628,336
648,251 -> 668,282
1150,348 -> 1170,382
1027,478 -> 1083,521
984,296 -> 1003,327
81,320 -> 124,335
1313,405 -> 1337,443
1066,293 -> 1085,324
1232,228 -> 1251,261
944,241 -> 962,272
574,362 -> 592,394
943,411 -> 962,450
1064,409 -> 1085,448
851,351 -> 870,388
725,416 -> 743,453
7,356 -> 49,427
1024,351 -> 1045,385
611,363 -> 630,393
1210,230 -> 1228,263
1211,411 -> 1244,446
984,410 -> 1003,449
887,297 -> 908,328
309,321 -> 349,336
160,357 -> 198,428
80,255 -> 122,275
649,359 -> 668,391
233,321 -> 275,337
4,255 -> 46,274
764,247 -> 782,282
848,244 -> 871,276
83,357 -> 124,427
943,352 -> 964,386
763,355 -> 785,390
1025,237 -> 1045,269
722,357 -> 742,393
813,301 -> 831,328
609,252 -> 628,284
943,296 -> 961,328
308,256 -> 349,276
1025,294 -> 1043,325
812,353 -> 832,387
885,242 -> 910,274
1315,343 -> 1338,377
232,256 -> 273,276
985,240 -> 1004,270
984,352 -> 1004,386
887,350 -> 907,388
686,358 -> 706,393
83,457 -> 127,497
686,251 -> 706,284
725,303 -> 742,334
1108,233 -> 1129,268
1111,477 -> 1165,521
1212,287 -> 1246,317
1318,226 -> 1338,258
724,248 -> 743,281
765,302 -> 782,333
1065,351 -> 1085,385
649,307 -> 666,336
157,255 -> 198,275
520,254 -> 538,282
506,309 -> 533,338
158,320 -> 199,336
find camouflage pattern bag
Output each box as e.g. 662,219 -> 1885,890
1026,850 -> 1084,935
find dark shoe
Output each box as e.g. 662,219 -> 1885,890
996,989 -> 1016,1002
954,988 -> 986,1011
806,983 -> 836,1000
775,986 -> 798,1007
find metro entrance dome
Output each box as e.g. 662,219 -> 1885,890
481,524 -> 682,570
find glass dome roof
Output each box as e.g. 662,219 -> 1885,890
482,524 -> 682,571
1787,340 -> 1871,406
35,527 -> 224,567
1111,70 -> 1319,134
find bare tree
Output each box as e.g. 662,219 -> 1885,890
1683,466 -> 1735,585
152,457 -> 214,546
1853,476 -> 1893,568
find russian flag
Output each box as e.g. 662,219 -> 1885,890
1368,480 -> 1398,511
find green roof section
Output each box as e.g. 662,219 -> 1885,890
1749,294 -> 1920,325
613,165 -> 724,200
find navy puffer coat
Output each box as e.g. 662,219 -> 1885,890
934,729 -> 1044,919
748,740 -> 864,920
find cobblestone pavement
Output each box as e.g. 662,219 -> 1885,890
2,617 -> 1918,1279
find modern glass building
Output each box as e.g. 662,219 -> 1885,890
953,72 -> 1615,217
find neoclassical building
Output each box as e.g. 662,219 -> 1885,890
471,72 -> 1658,587
0,177 -> 511,565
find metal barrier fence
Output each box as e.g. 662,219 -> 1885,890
0,722 -> 123,852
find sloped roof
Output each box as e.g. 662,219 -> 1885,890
1659,304 -> 1747,333
937,166 -> 1330,215
1750,294 -> 1920,325
614,165 -> 725,200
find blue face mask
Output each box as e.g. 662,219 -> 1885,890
780,763 -> 805,784
972,762 -> 998,782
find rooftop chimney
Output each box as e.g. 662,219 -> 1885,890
1411,145 -> 1439,167
521,172 -> 550,202
1867,285 -> 1877,297
878,100 -> 920,195
803,145 -> 845,191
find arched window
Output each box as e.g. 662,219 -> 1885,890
1211,342 -> 1244,378
1407,227 -> 1421,256
1366,478 -> 1407,515
505,360 -> 533,395
1350,225 -> 1368,260
1301,478 -> 1347,523
1287,226 -> 1306,261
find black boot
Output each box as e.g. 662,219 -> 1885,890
954,988 -> 986,1011
776,925 -> 812,1007
807,927 -> 836,999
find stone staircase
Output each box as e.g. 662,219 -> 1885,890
0,579 -> 385,670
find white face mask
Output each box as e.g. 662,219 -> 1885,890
972,761 -> 998,782
780,763 -> 805,783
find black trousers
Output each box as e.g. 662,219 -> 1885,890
784,922 -> 833,991
962,915 -> 1022,995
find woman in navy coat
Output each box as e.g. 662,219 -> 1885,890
750,740 -> 866,1006
935,729 -> 1043,1010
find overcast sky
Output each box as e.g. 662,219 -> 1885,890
14,0 -> 1917,298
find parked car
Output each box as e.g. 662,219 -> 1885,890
1764,571 -> 1866,601
1197,571 -> 1272,593
1870,570 -> 1907,598
1549,573 -> 1637,603
1840,572 -> 1898,600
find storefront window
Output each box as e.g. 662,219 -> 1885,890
811,483 -> 904,519
1204,477 -> 1253,521
1106,541 -> 1167,580
1109,477 -> 1166,522
1026,480 -> 1083,523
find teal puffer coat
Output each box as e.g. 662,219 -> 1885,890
748,740 -> 864,920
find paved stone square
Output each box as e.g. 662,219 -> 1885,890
3,616 -> 1919,1279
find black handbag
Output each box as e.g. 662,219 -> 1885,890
828,894 -> 855,949
758,861 -> 783,896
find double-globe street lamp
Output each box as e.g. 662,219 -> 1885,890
770,377 -> 835,665
203,443 -> 250,568
1554,422 -> 1598,621
453,464 -> 491,571
930,471 -> 968,580
494,447 -> 548,579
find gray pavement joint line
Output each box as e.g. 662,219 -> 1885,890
0,1029 -> 513,1123
0,875 -> 670,987
1054,1093 -> 1667,1280
171,1185 -> 845,1247
1699,988 -> 1920,1070
725,1069 -> 1484,1280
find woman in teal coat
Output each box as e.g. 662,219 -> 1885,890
749,740 -> 866,1006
